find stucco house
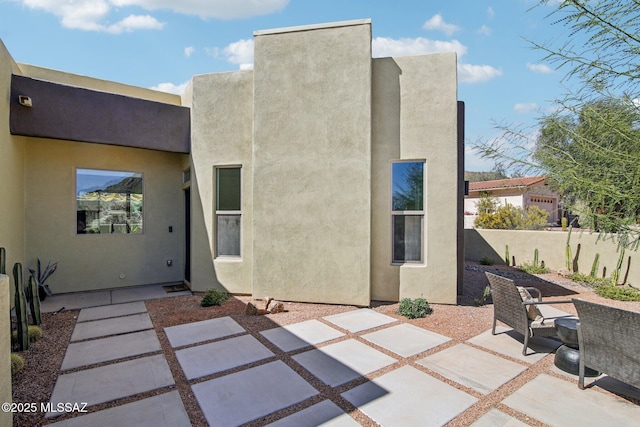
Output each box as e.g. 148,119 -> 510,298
1,19 -> 465,306
464,176 -> 560,228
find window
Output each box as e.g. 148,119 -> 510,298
216,166 -> 241,257
76,169 -> 143,234
391,161 -> 424,263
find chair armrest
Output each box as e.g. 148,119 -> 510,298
523,287 -> 542,302
522,300 -> 573,306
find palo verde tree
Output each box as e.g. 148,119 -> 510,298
474,0 -> 640,245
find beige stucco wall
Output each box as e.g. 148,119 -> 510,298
0,274 -> 12,427
251,20 -> 372,305
24,139 -> 186,293
188,71 -> 254,294
0,40 -> 26,306
370,53 -> 459,304
465,229 -> 638,285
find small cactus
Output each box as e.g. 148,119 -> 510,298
13,263 -> 29,351
11,353 -> 24,375
505,245 -> 509,265
27,274 -> 42,325
590,253 -> 600,278
533,248 -> 539,268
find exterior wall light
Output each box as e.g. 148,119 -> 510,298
18,95 -> 32,107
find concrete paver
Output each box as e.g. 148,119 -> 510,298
265,400 -> 360,427
164,316 -> 245,348
192,360 -> 318,427
45,391 -> 191,427
467,326 -> 561,363
40,291 -> 112,312
71,312 -> 153,341
470,409 -> 528,427
176,334 -> 274,380
342,365 -> 477,427
61,329 -> 161,370
323,309 -> 397,333
417,343 -> 527,394
48,354 -> 175,418
260,319 -> 345,352
293,339 -> 397,387
502,373 -> 640,427
362,323 -> 450,357
111,284 -> 191,304
77,301 -> 147,322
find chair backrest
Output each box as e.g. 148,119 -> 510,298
485,272 -> 529,333
573,298 -> 640,389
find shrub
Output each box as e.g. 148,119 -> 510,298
11,353 -> 24,375
568,273 -> 614,288
475,204 -> 549,230
594,285 -> 640,301
479,256 -> 495,265
397,298 -> 432,319
519,262 -> 550,274
201,288 -> 229,307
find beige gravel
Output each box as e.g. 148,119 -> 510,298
10,262 -> 640,426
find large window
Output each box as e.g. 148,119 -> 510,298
216,166 -> 241,257
391,161 -> 424,263
76,168 -> 143,234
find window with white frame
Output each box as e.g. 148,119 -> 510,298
215,166 -> 241,257
391,161 -> 424,263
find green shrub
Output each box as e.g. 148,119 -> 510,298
594,285 -> 640,301
479,256 -> 495,265
475,204 -> 549,230
397,298 -> 432,319
11,353 -> 24,375
201,288 -> 229,307
568,273 -> 614,288
519,262 -> 550,274
11,325 -> 43,344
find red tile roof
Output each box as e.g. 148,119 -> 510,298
468,176 -> 546,192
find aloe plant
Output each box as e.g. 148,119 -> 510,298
29,258 -> 57,300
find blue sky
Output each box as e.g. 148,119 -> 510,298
0,0 -> 574,171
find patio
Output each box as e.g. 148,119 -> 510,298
8,275 -> 637,427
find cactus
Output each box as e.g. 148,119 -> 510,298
505,245 -> 510,265
534,248 -> 539,268
590,253 -> 600,278
0,247 -> 5,274
565,226 -> 573,270
27,274 -> 42,325
612,246 -> 626,284
13,263 -> 29,351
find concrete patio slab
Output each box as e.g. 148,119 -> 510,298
342,365 -> 477,427
292,339 -> 397,387
362,323 -> 450,357
71,312 -> 153,341
40,291 -> 112,312
111,283 -> 191,304
323,309 -> 397,333
265,400 -> 360,427
47,354 -> 174,418
164,316 -> 245,348
549,365 -> 640,401
192,360 -> 318,427
417,343 -> 527,394
61,329 -> 161,370
467,326 -> 561,363
502,373 -> 640,427
470,409 -> 528,427
260,319 -> 345,352
46,391 -> 190,427
77,301 -> 147,322
176,334 -> 274,380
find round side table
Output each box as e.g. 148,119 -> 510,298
554,317 -> 599,377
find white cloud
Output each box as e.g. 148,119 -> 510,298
477,25 -> 491,36
150,81 -> 189,94
527,63 -> 555,74
422,14 -> 460,36
372,36 -> 467,58
106,14 -> 164,34
487,7 -> 495,18
184,46 -> 195,58
458,63 -> 503,83
514,103 -> 538,114
207,39 -> 255,69
110,0 -> 289,19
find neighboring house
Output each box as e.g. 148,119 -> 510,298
464,176 -> 560,228
0,19 -> 464,306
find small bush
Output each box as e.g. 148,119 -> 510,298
519,262 -> 549,274
568,273 -> 614,288
594,285 -> 640,301
11,325 -> 43,344
201,288 -> 229,307
479,256 -> 495,265
11,353 -> 24,375
397,298 -> 432,319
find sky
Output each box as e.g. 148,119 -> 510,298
0,0 -> 576,171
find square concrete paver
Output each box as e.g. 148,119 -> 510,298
362,323 -> 450,357
470,409 -> 528,427
176,334 -> 274,380
467,326 -> 561,363
417,343 -> 527,394
265,400 -> 360,427
40,291 -> 112,312
192,360 -> 318,427
293,339 -> 396,387
48,354 -> 175,418
342,365 -> 477,427
502,373 -> 640,427
71,312 -> 153,341
77,301 -> 147,322
46,391 -> 190,427
164,316 -> 245,348
61,329 -> 161,370
260,320 -> 345,352
323,309 -> 397,333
